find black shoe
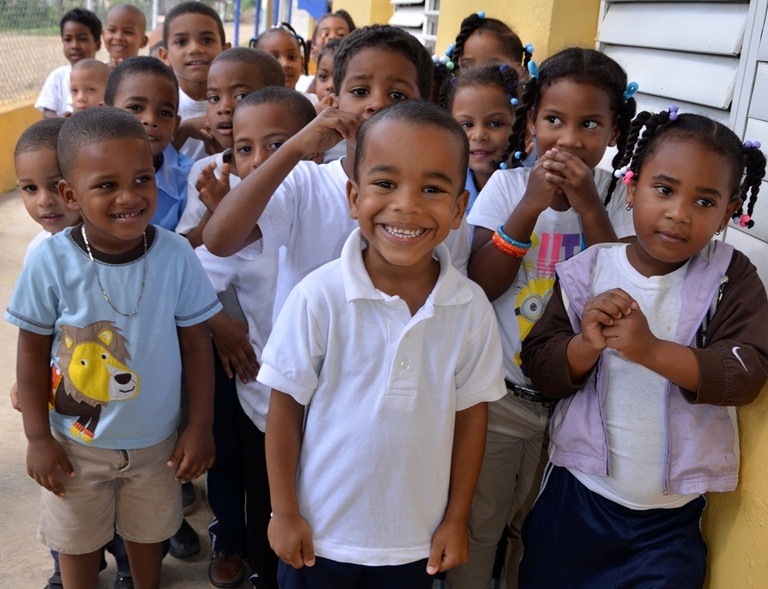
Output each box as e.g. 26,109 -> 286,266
44,571 -> 62,589
114,570 -> 134,589
169,518 -> 201,559
182,481 -> 196,514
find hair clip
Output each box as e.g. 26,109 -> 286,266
445,43 -> 455,57
477,11 -> 486,19
527,60 -> 539,79
613,165 -> 630,179
622,171 -> 635,185
513,151 -> 523,160
739,214 -> 752,228
499,162 -> 508,169
668,105 -> 679,121
623,82 -> 639,101
525,43 -> 534,55
510,97 -> 519,106
744,140 -> 762,150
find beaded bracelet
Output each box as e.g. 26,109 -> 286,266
492,231 -> 529,258
496,225 -> 532,249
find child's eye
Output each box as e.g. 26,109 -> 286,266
174,38 -> 187,47
423,185 -> 447,195
582,120 -> 599,129
372,180 -> 395,189
489,120 -> 505,129
160,109 -> 175,118
97,181 -> 117,190
317,73 -> 328,82
459,121 -> 473,130
350,87 -> 369,97
236,145 -> 252,154
234,92 -> 248,101
389,91 -> 408,101
21,184 -> 38,194
546,116 -> 562,126
268,141 -> 285,151
654,185 -> 672,196
135,175 -> 153,185
125,104 -> 142,112
695,197 -> 715,208
207,95 -> 220,103
202,36 -> 217,45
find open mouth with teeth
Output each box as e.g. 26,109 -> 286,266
216,122 -> 233,132
111,210 -> 144,219
383,225 -> 427,239
186,60 -> 207,67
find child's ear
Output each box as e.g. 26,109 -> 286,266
527,109 -> 537,137
158,46 -> 170,66
140,34 -> 149,49
625,176 -> 636,209
222,42 -> 232,51
173,114 -> 181,137
608,123 -> 620,148
346,178 -> 360,220
722,198 -> 743,232
452,190 -> 469,230
58,179 -> 80,211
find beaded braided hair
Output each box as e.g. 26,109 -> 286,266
610,109 -> 766,227
249,22 -> 309,75
447,13 -> 532,73
501,47 -> 637,205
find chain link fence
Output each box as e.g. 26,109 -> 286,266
0,0 -> 251,106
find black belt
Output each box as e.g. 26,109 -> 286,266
505,379 -> 552,404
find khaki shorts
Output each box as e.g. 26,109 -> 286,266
39,430 -> 182,555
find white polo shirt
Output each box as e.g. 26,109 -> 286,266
35,65 -> 73,116
258,228 -> 506,566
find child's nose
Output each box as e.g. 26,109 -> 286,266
665,198 -> 691,223
556,126 -> 582,149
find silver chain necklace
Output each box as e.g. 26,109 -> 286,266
81,225 -> 148,318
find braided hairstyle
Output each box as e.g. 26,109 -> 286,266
431,56 -> 455,107
448,13 -> 532,73
249,23 -> 309,75
612,110 -> 766,227
501,48 -> 637,200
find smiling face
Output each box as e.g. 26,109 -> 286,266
626,139 -> 740,277
103,6 -> 148,64
232,103 -> 306,179
348,119 -> 467,274
16,149 -> 80,233
61,20 -> 99,65
451,84 -> 513,189
337,48 -> 419,123
531,79 -> 618,169
206,60 -> 268,149
256,30 -> 303,89
110,72 -> 179,157
160,13 -> 225,96
70,67 -> 107,112
60,138 -> 157,254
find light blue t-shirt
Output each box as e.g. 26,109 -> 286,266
5,226 -> 221,449
153,144 -> 194,231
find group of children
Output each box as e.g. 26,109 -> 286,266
7,5 -> 768,589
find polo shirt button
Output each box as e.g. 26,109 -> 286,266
400,361 -> 410,370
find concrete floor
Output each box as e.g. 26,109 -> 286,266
0,189 -> 217,588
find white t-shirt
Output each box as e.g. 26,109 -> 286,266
295,74 -> 313,93
258,228 -> 506,566
178,88 -> 208,161
468,167 -> 634,385
35,65 -> 73,116
570,245 -> 696,509
255,158 -> 472,321
177,151 -> 241,235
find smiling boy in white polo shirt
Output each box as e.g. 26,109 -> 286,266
257,101 -> 506,589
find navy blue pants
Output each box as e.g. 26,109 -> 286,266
518,464 -> 707,589
278,557 -> 432,589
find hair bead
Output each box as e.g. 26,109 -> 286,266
668,105 -> 679,121
622,170 -> 635,185
525,43 -> 534,55
527,60 -> 539,79
477,11 -> 486,19
623,81 -> 639,101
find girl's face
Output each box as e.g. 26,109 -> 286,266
626,139 -> 741,277
315,52 -> 336,103
451,84 -> 513,188
530,79 -> 618,169
459,31 -> 516,71
311,16 -> 350,60
258,31 -> 302,88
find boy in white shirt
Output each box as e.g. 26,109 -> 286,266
260,100 -> 506,588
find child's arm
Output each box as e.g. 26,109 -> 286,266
266,390 -> 316,569
173,115 -> 225,156
203,107 -> 362,257
167,323 -> 216,482
208,311 -> 259,384
542,148 -> 618,245
17,330 -> 74,496
427,402 -> 488,575
468,155 -> 561,301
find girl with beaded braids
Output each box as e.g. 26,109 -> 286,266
518,108 -> 768,589
446,11 -> 533,74
446,47 -> 638,589
250,23 -> 309,90
447,64 -> 520,215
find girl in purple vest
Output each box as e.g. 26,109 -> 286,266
520,108 -> 768,588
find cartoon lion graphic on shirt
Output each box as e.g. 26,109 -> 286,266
53,321 -> 140,442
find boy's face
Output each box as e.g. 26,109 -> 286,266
160,14 -> 225,89
61,20 -> 99,65
315,52 -> 335,103
103,7 -> 148,64
16,149 -> 80,234
348,119 -> 467,272
111,72 -> 180,157
232,103 -> 305,178
337,48 -> 419,122
206,60 -> 267,149
70,69 -> 106,113
60,138 -> 157,254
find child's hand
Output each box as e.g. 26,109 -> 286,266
196,162 -> 231,213
314,93 -> 335,114
426,518 -> 469,575
602,301 -> 655,363
542,148 -> 601,214
209,312 -> 260,384
291,106 -> 362,157
177,116 -> 225,155
268,512 -> 316,569
26,437 -> 74,496
9,382 -> 20,412
521,151 -> 562,213
581,288 -> 635,352
167,424 -> 215,483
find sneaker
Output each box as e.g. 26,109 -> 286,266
208,550 -> 248,588
44,571 -> 62,589
114,570 -> 134,589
